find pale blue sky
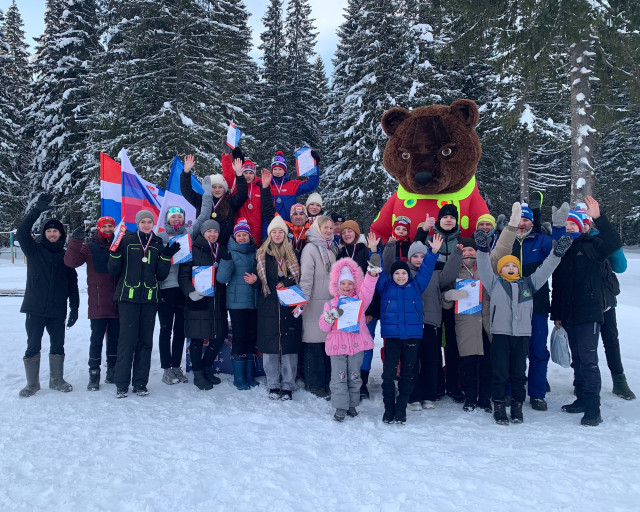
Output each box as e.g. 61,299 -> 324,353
0,0 -> 346,70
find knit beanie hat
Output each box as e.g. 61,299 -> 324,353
340,220 -> 361,240
331,213 -> 345,223
43,219 -> 65,239
476,213 -> 496,229
497,255 -> 520,278
393,216 -> 411,230
459,237 -> 476,249
290,203 -> 308,218
567,210 -> 584,233
135,210 -> 154,224
390,260 -> 411,277
200,219 -> 220,236
438,203 -> 459,222
209,174 -> 229,193
574,203 -> 591,227
97,216 -> 115,229
408,241 -> 428,261
521,204 -> 534,221
339,265 -> 355,283
271,151 -> 287,171
267,215 -> 289,236
233,218 -> 251,238
306,192 -> 323,208
242,159 -> 256,173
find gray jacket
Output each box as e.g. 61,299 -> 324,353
477,250 -> 561,337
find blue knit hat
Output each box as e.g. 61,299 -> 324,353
521,203 -> 534,221
271,150 -> 287,171
567,210 -> 584,233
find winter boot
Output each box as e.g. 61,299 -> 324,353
245,358 -> 259,387
280,390 -> 293,401
192,370 -> 213,391
477,397 -> 492,413
612,373 -> 636,400
87,369 -> 100,391
49,354 -> 72,392
269,388 -> 281,400
493,401 -> 509,425
347,407 -> 358,418
333,408 -> 347,422
561,398 -> 586,414
463,398 -> 477,412
116,387 -> 128,399
105,367 -> 116,384
510,401 -> 524,423
132,385 -> 149,396
232,359 -> 250,391
360,369 -> 370,399
447,389 -> 465,404
162,368 -> 179,385
530,398 -> 548,411
19,354 -> 41,397
203,366 -> 221,386
581,397 -> 603,426
172,367 -> 189,383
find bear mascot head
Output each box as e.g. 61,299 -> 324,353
370,99 -> 489,240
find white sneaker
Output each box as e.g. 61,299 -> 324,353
408,402 -> 422,411
421,400 -> 435,410
162,368 -> 179,385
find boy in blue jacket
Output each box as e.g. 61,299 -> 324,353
376,234 -> 443,424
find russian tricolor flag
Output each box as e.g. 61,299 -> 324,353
157,156 -> 204,233
100,153 -> 122,223
119,148 -> 164,231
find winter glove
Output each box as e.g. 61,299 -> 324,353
202,175 -> 211,192
189,290 -> 205,301
443,289 -> 469,301
473,229 -> 490,252
553,235 -> 573,257
496,214 -> 507,232
34,193 -> 54,213
231,146 -> 245,163
71,226 -> 87,240
508,202 -> 522,228
529,190 -> 543,210
369,252 -> 381,268
323,308 -> 340,324
552,202 -> 570,228
310,149 -> 321,165
67,308 -> 79,328
163,242 -> 181,258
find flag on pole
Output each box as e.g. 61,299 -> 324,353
100,153 -> 122,223
119,148 -> 164,231
157,156 -> 204,233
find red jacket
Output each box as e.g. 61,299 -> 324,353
222,153 -> 263,244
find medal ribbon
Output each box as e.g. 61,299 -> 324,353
137,231 -> 153,260
462,259 -> 477,278
273,178 -> 285,204
277,257 -> 285,275
208,241 -> 219,262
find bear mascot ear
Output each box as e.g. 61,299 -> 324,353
381,107 -> 411,136
449,99 -> 480,128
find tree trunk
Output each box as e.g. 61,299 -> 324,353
519,142 -> 529,203
570,40 -> 597,205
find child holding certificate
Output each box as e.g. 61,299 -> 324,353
319,248 -> 380,422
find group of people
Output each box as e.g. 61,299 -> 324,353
16,142 -> 635,428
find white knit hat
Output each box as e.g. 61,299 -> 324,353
267,216 -> 289,236
339,266 -> 354,283
306,192 -> 323,208
209,174 -> 229,193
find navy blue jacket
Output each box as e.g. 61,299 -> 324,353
511,231 -> 553,315
216,237 -> 258,309
376,250 -> 438,339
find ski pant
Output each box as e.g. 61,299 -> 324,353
442,307 -> 460,394
114,302 -> 157,389
229,308 -> 258,356
25,313 -> 65,358
491,334 -> 528,403
382,338 -> 419,416
567,322 -> 602,402
89,317 -> 119,370
527,313 -> 550,399
330,352 -> 364,410
304,342 -> 331,393
157,287 -> 185,369
460,329 -> 492,403
601,307 -> 624,376
189,337 -> 224,371
409,324 -> 441,403
263,353 -> 298,391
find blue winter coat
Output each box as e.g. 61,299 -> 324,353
376,250 -> 439,339
216,237 -> 258,309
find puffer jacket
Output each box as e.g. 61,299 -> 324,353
319,258 -> 378,356
511,230 -> 553,315
216,236 -> 258,309
376,249 -> 439,339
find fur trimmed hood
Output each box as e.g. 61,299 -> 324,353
329,257 -> 365,298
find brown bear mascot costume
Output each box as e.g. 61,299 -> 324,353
370,99 -> 489,240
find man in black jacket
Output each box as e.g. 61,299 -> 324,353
16,193 -> 80,397
551,196 -> 622,426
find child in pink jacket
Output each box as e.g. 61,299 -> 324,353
319,249 -> 380,422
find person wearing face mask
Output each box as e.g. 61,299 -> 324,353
16,193 -> 80,397
65,216 -> 120,391
182,152 -> 248,246
157,178 -> 213,386
298,216 -> 339,398
178,219 -> 229,391
108,210 -> 178,398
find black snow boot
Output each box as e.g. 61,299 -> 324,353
561,398 -> 586,414
203,366 -> 221,386
116,387 -> 128,398
612,373 -> 636,400
105,367 -> 115,384
360,369 -> 370,399
192,370 -> 213,390
581,397 -> 603,426
333,408 -> 347,422
477,397 -> 492,413
347,407 -> 358,418
87,369 -> 100,391
530,397 -> 548,411
463,398 -> 477,412
19,353 -> 41,397
510,401 -> 524,423
49,354 -> 72,392
493,401 -> 509,425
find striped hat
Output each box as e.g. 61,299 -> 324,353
567,210 -> 584,233
242,159 -> 256,173
290,203 -> 308,218
271,151 -> 287,171
233,218 -> 251,238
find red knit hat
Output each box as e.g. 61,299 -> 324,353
97,216 -> 115,229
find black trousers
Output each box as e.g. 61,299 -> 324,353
89,317 -> 120,370
157,287 -> 185,369
114,302 -> 157,389
601,308 -> 624,376
491,334 -> 528,403
382,338 -> 419,415
409,324 -> 441,402
304,342 -> 331,392
442,307 -> 461,394
189,338 -> 225,371
25,313 -> 65,358
459,329 -> 492,402
229,309 -> 258,355
567,322 -> 602,402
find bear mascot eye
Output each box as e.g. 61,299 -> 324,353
401,152 -> 411,160
441,148 -> 453,157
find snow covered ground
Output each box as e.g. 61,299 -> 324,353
1,248 -> 640,512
